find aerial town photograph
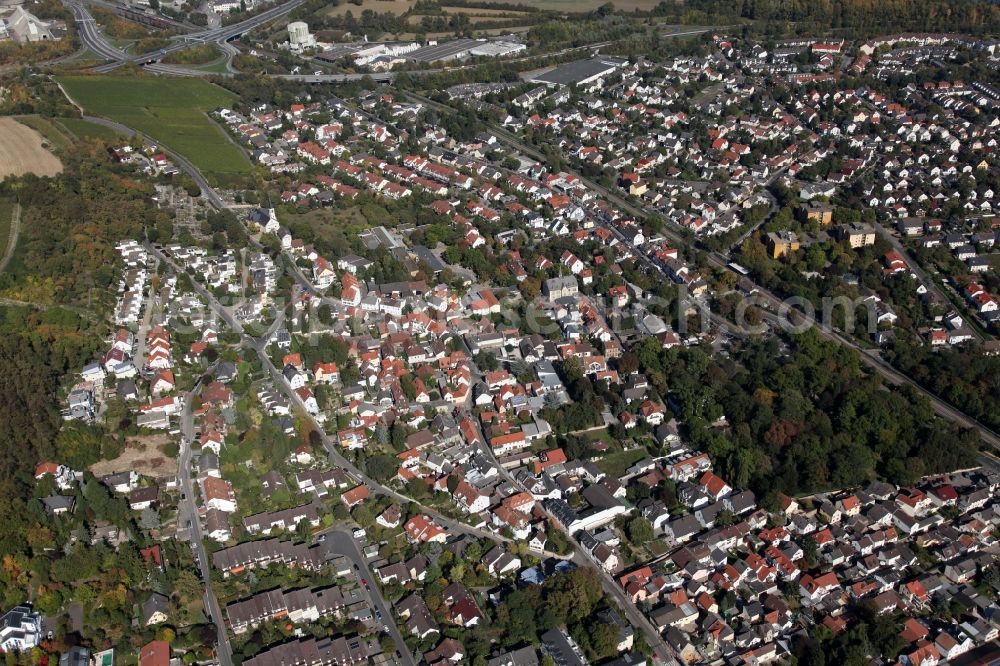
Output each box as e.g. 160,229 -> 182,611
4,0 -> 1000,664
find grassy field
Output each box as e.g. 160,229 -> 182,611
596,447 -> 650,477
162,44 -> 222,65
405,15 -> 526,27
12,115 -> 75,153
192,58 -> 233,74
325,0 -> 412,16
56,75 -> 251,177
439,6 -> 530,15
279,205 -> 364,251
0,199 -> 15,270
57,117 -> 128,142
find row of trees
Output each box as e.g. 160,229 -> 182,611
887,340 -> 1000,432
671,0 -> 1000,33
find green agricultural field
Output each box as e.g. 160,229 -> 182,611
56,117 -> 128,142
56,75 -> 251,177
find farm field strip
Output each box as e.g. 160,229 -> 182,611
0,117 -> 63,178
55,75 -> 251,176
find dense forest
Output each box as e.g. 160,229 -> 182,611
654,0 -> 1000,34
0,149 -> 159,304
0,149 -> 162,565
887,341 -> 1000,433
0,307 -> 98,558
632,330 -> 981,500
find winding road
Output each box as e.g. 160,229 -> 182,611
75,114 -> 227,208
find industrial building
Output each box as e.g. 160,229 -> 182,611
528,56 -> 628,86
287,21 -> 316,52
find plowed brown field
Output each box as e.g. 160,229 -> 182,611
0,117 -> 63,178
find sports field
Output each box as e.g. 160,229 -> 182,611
0,118 -> 63,179
55,76 -> 251,177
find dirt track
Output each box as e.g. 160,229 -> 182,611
89,434 -> 177,480
0,117 -> 63,178
0,202 -> 18,274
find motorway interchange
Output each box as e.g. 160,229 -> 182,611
66,0 -> 394,81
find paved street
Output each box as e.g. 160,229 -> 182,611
319,528 -> 417,666
873,220 -> 986,340
147,243 -> 546,548
132,255 -> 161,370
177,376 -> 235,666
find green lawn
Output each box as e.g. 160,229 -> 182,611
596,447 -> 650,478
192,58 -> 232,74
55,75 -> 251,177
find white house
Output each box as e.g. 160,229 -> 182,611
453,480 -> 490,514
203,477 -> 237,513
0,606 -> 42,652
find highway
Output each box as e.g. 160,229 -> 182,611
81,0 -> 197,32
66,0 -> 390,81
65,0 -> 309,74
67,1 -> 721,84
66,0 -> 129,62
94,0 -> 310,72
59,17 -> 1000,654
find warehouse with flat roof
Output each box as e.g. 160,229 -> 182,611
406,38 -> 480,62
528,56 -> 627,86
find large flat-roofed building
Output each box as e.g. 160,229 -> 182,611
529,57 -> 626,86
469,40 -> 526,57
407,38 -> 480,62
